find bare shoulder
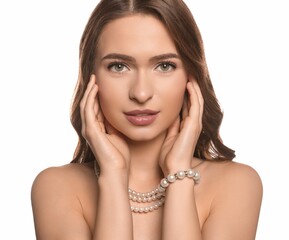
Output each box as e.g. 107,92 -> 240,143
216,160 -> 262,192
202,159 -> 263,201
31,161 -> 98,215
32,162 -> 96,191
199,160 -> 263,239
31,162 -> 97,239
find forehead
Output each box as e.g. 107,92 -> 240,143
97,14 -> 177,57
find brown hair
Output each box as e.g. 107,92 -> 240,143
70,0 -> 235,164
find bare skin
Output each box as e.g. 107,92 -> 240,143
31,14 -> 262,240
31,159 -> 262,240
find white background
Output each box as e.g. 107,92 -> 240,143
0,0 -> 288,239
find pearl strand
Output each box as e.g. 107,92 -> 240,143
93,162 -> 201,214
128,187 -> 165,203
93,163 -> 164,213
128,186 -> 165,213
130,197 -> 165,213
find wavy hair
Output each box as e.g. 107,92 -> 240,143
70,0 -> 235,164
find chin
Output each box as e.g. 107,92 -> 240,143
120,128 -> 167,143
126,135 -> 155,142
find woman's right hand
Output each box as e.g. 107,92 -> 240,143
80,74 -> 130,175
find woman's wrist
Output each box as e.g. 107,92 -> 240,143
158,168 -> 200,192
97,169 -> 129,187
162,162 -> 192,177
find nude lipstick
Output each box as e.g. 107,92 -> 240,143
124,109 -> 159,126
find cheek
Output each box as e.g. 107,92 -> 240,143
96,81 -> 128,124
161,77 -> 187,115
98,87 -> 118,117
96,71 -> 117,109
97,91 -> 123,130
96,80 -> 115,119
169,87 -> 186,113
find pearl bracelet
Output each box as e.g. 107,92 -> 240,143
158,169 -> 201,192
93,161 -> 201,214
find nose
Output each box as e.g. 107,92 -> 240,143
129,71 -> 153,103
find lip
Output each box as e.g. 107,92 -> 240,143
124,109 -> 159,126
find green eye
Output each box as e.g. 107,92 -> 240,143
108,62 -> 129,72
156,62 -> 176,72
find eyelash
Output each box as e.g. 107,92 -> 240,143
155,61 -> 176,72
107,62 -> 129,72
107,61 -> 177,73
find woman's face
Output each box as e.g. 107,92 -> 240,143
95,14 -> 188,142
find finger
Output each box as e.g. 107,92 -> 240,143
191,81 -> 204,125
91,87 -> 105,132
84,83 -> 99,129
186,81 -> 197,118
81,84 -> 97,138
80,74 -> 96,109
187,79 -> 203,122
96,105 -> 106,132
80,75 -> 97,127
181,91 -> 189,121
186,76 -> 195,117
185,82 -> 202,136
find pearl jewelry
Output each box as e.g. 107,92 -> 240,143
93,161 -> 201,214
129,187 -> 165,203
167,174 -> 177,183
177,170 -> 186,179
159,169 -> 201,191
130,197 -> 165,213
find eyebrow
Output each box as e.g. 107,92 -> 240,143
101,53 -> 180,63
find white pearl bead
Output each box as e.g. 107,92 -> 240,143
187,169 -> 195,178
128,168 -> 200,214
193,172 -> 201,181
167,174 -> 176,183
177,171 -> 186,179
160,178 -> 169,188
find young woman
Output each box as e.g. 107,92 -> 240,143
31,0 -> 263,239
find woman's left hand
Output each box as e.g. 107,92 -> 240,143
159,77 -> 204,175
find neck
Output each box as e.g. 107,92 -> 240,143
127,133 -> 165,191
